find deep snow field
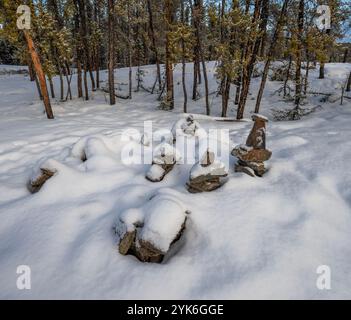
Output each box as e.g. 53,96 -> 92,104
0,62 -> 351,299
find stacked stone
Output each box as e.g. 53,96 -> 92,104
171,114 -> 201,142
232,114 -> 272,177
116,194 -> 188,263
187,150 -> 228,193
146,143 -> 180,182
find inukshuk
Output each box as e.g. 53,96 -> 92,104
146,142 -> 180,182
232,114 -> 272,177
187,149 -> 228,193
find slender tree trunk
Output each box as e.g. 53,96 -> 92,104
192,57 -> 198,100
76,0 -> 95,93
343,48 -> 348,63
48,76 -> 55,99
193,0 -> 210,115
237,0 -> 262,119
235,0 -> 251,106
108,0 -> 116,105
255,0 -> 290,113
319,29 -> 330,79
83,67 -> 89,101
94,0 -> 101,89
304,49 -> 310,95
23,30 -> 54,119
259,0 -> 269,57
147,0 -> 162,91
181,0 -> 188,113
165,0 -> 174,109
27,57 -> 35,82
77,58 -> 83,98
34,74 -> 43,100
319,62 -> 325,79
294,0 -> 304,109
346,71 -> 351,92
283,55 -> 292,97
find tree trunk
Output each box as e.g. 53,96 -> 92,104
259,0 -> 269,57
319,62 -> 325,79
23,31 -> 54,119
147,0 -> 162,91
193,0 -> 210,115
108,0 -> 116,105
237,0 -> 262,119
304,49 -> 310,95
165,0 -> 174,109
76,0 -> 95,93
343,48 -> 348,63
27,57 -> 35,82
294,0 -> 304,109
283,55 -> 292,97
48,76 -> 55,99
255,0 -> 290,113
34,74 -> 43,100
346,71 -> 351,92
319,29 -> 330,79
181,0 -> 188,113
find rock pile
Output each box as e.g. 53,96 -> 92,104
171,115 -> 202,141
116,193 -> 188,263
146,142 -> 181,182
27,159 -> 58,193
187,149 -> 228,193
232,114 -> 272,177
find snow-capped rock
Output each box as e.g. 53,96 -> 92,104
116,192 -> 189,263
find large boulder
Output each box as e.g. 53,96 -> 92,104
116,193 -> 189,263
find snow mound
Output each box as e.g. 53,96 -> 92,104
70,135 -> 117,161
116,192 -> 188,261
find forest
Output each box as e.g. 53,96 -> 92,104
1,0 -> 350,120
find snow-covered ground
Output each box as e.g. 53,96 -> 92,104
0,62 -> 351,299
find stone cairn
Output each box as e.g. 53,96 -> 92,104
116,194 -> 188,263
146,143 -> 180,182
171,114 -> 201,142
232,114 -> 272,177
187,149 -> 228,193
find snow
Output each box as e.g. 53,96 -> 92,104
146,164 -> 166,181
0,62 -> 351,299
139,196 -> 186,253
152,142 -> 181,165
190,159 -> 228,179
171,115 -> 202,139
